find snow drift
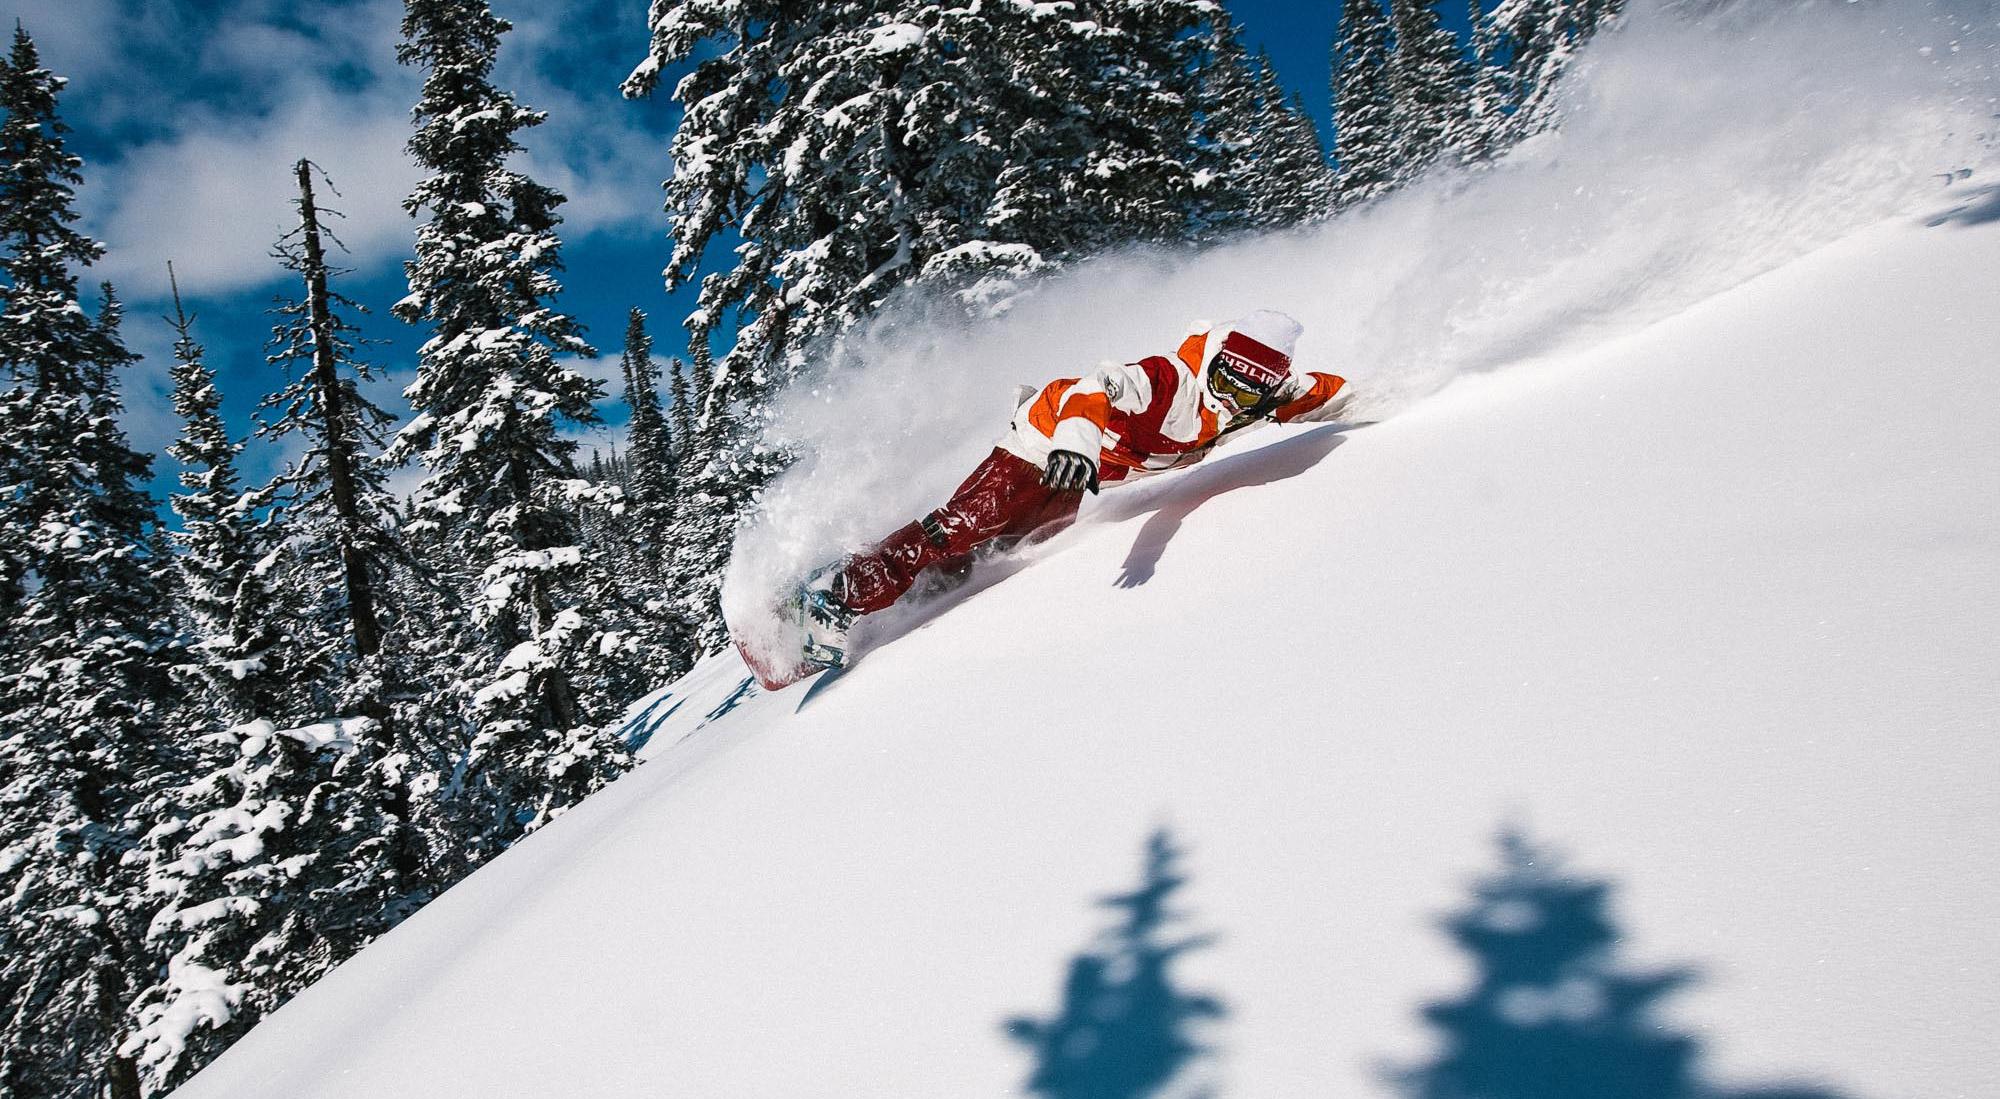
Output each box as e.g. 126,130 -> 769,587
180,1 -> 1999,1097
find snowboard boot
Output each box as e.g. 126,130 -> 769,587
796,563 -> 859,670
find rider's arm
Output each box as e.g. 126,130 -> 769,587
1046,360 -> 1156,460
1271,371 -> 1350,424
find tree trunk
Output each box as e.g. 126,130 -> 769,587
294,160 -> 383,659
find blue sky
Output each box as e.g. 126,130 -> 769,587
6,0 -> 1433,497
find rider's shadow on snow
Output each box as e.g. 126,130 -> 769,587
1004,828 -> 1226,1099
1397,827 -> 1858,1099
1108,423 -> 1350,588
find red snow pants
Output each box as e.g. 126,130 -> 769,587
840,448 -> 1081,615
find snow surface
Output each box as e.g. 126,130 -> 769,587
179,209 -> 2000,1099
179,4 -> 1999,1096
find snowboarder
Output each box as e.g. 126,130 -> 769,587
779,309 -> 1350,678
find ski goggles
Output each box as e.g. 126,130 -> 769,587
1208,361 -> 1278,409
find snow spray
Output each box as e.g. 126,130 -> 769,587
724,0 -> 1998,635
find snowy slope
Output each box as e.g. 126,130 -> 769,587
178,209 -> 2000,1099
179,3 -> 2000,1092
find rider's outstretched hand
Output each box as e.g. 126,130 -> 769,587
1042,449 -> 1100,495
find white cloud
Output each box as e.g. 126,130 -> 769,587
517,135 -> 665,240
494,0 -> 671,238
90,93 -> 421,298
112,348 -> 186,461
45,0 -> 419,297
562,351 -> 626,396
66,0 -> 665,299
13,0 -> 162,84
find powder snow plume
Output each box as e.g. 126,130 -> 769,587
723,0 -> 1998,630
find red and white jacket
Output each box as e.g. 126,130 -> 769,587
999,325 -> 1350,484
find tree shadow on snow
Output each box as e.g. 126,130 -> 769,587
613,691 -> 686,753
1004,829 -> 1227,1099
1097,423 -> 1351,588
1397,828 -> 1858,1099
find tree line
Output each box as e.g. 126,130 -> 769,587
0,0 -> 1620,1094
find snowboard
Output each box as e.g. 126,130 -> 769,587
729,589 -> 839,691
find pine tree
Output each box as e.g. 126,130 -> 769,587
123,716 -> 403,1094
164,266 -> 245,651
1387,0 -> 1471,179
620,0 -> 1245,374
1486,0 -> 1625,144
1332,0 -> 1401,208
655,332 -> 752,656
263,161 -> 398,669
1193,37 -> 1336,232
163,265 -> 285,724
1251,52 -> 1339,226
125,260 -> 414,1096
967,0 -> 1240,273
661,395 -> 767,658
619,307 -> 674,556
261,158 -> 423,891
258,161 -> 405,730
1460,0 -> 1513,163
0,27 -> 168,1098
683,332 -> 717,434
583,307 -> 693,691
392,0 -> 629,845
665,351 -> 695,468
1187,24 -> 1264,234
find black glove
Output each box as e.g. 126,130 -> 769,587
1042,449 -> 1100,495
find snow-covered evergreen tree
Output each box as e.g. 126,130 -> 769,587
1460,0 -> 1514,164
257,157 -> 424,898
1188,25 -> 1267,234
653,333 -> 755,656
262,161 -> 400,677
0,27 -> 168,1098
131,261 -> 416,1096
164,270 -> 247,654
1487,0 -> 1626,144
1250,52 -> 1339,226
665,346 -> 695,468
992,0 -> 1227,257
1194,35 -> 1338,232
163,267 -> 285,724
581,307 -> 694,691
1332,0 -> 1402,208
622,0 -> 1245,378
1387,0 -> 1471,178
123,716 -> 402,1094
1191,31 -> 1337,233
392,0 -> 629,844
618,307 -> 674,558
661,399 -> 764,657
